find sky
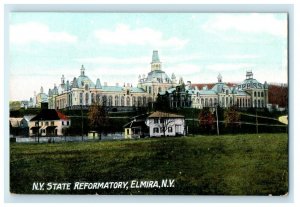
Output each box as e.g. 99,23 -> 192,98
9,12 -> 288,101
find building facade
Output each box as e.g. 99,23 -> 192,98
29,109 -> 71,137
47,50 -> 177,110
145,111 -> 186,137
33,50 -> 268,110
159,71 -> 268,109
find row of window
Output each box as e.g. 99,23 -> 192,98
35,121 -> 55,127
153,127 -> 173,134
254,91 -> 264,97
35,121 -> 70,126
79,93 -> 153,107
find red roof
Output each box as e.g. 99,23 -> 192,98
192,82 -> 237,90
56,110 -> 69,120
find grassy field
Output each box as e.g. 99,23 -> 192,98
10,133 -> 288,195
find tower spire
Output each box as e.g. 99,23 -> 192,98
246,70 -> 253,79
217,73 -> 222,83
151,50 -> 162,71
80,65 -> 85,76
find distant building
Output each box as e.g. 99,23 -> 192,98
123,114 -> 149,139
34,86 -> 48,108
46,50 -> 178,110
9,117 -> 23,137
145,111 -> 186,137
31,50 -> 269,110
159,71 -> 269,109
29,109 -> 70,136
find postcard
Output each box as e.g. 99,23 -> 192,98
9,12 -> 288,196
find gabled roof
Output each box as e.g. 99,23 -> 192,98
123,120 -> 148,129
148,111 -> 184,118
23,115 -> 35,122
31,109 -> 69,121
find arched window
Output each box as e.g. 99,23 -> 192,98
85,93 -> 89,105
261,92 -> 264,97
205,98 -> 208,107
91,93 -> 95,103
102,95 -> 107,106
225,97 -> 228,107
254,100 -> 257,108
258,100 -> 261,108
254,91 -> 257,97
258,92 -> 260,97
209,98 -> 213,107
126,96 -> 130,106
108,96 -> 113,106
158,87 -> 162,93
80,93 -> 83,104
138,97 -> 142,106
115,96 -> 119,106
149,86 -> 152,94
132,96 -> 136,106
143,97 -> 147,106
96,94 -> 101,103
121,96 -> 124,106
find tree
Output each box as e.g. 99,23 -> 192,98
160,115 -> 175,137
87,101 -> 108,139
198,107 -> 215,134
224,106 -> 241,133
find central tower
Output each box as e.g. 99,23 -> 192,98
151,50 -> 162,71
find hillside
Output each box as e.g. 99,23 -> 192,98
10,134 -> 288,195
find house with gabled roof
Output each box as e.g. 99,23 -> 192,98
145,111 -> 185,137
29,109 -> 70,137
123,114 -> 149,139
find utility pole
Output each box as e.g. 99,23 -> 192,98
215,104 -> 219,136
193,107 -> 195,136
256,109 -> 258,134
37,119 -> 40,143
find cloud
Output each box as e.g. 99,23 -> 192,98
203,13 -> 287,37
94,24 -> 188,48
10,22 -> 77,44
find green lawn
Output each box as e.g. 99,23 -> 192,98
10,133 -> 288,195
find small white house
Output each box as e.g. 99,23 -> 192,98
29,109 -> 71,136
146,111 -> 185,137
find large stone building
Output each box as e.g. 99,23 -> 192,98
47,50 -> 177,110
37,50 -> 268,110
159,71 -> 268,109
